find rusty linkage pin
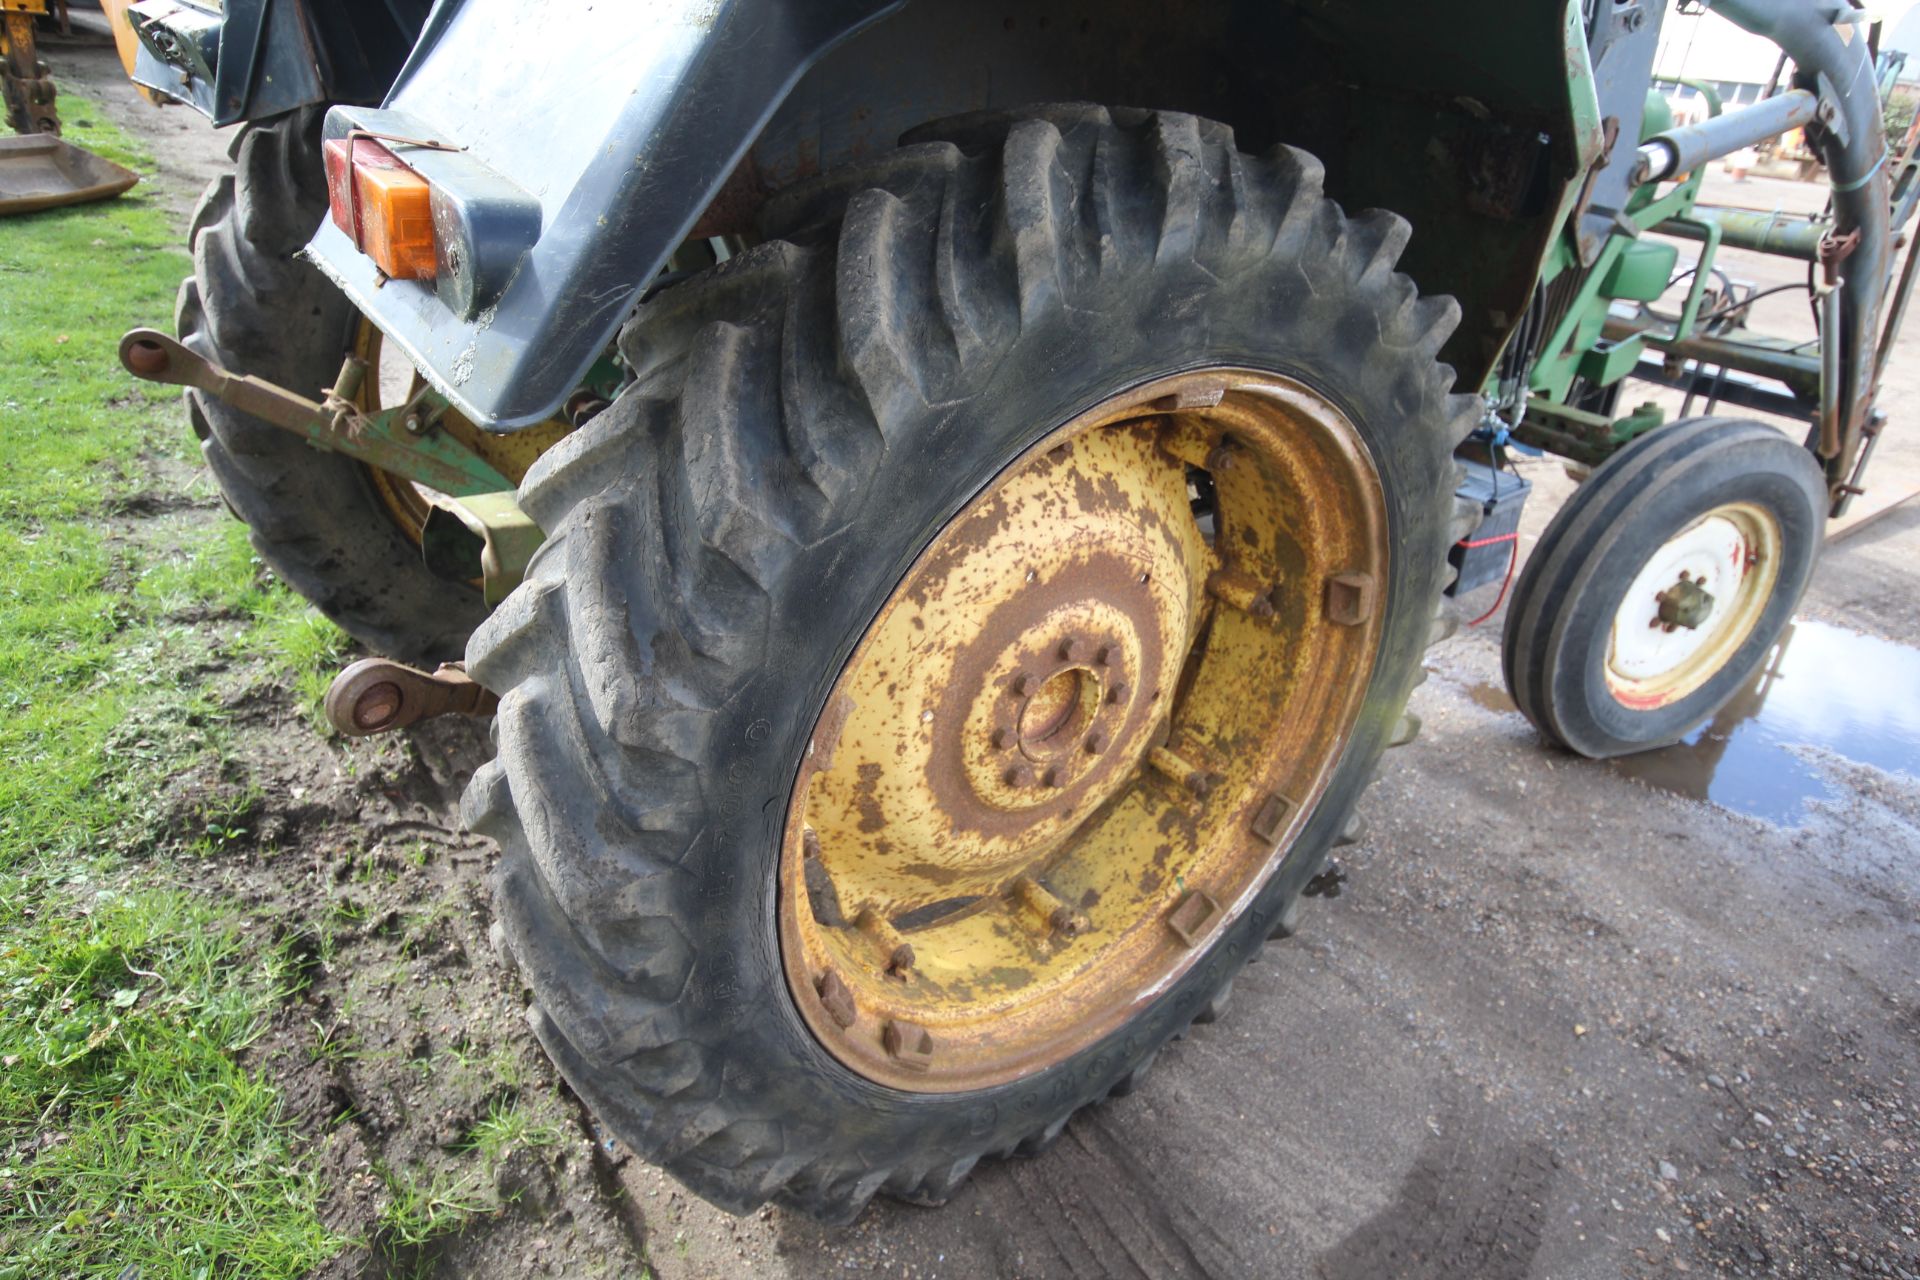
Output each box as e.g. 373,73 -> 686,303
323,657 -> 499,737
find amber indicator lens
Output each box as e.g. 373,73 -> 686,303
323,136 -> 437,281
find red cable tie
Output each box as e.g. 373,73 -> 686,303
1457,531 -> 1520,549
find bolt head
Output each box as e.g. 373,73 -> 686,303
1094,644 -> 1116,668
1058,637 -> 1088,663
1106,681 -> 1129,705
991,727 -> 1014,750
815,971 -> 858,1028
1041,767 -> 1063,788
1004,763 -> 1035,788
883,1019 -> 934,1070
1084,730 -> 1106,755
1012,672 -> 1039,698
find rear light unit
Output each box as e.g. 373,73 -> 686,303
323,136 -> 437,280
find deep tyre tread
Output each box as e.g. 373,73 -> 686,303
1502,417 -> 1826,758
468,104 -> 1477,1223
177,108 -> 486,662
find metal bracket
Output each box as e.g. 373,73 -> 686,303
118,327 -> 513,497
324,658 -> 498,736
420,490 -> 545,605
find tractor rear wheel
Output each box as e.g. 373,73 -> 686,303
464,105 -> 1475,1221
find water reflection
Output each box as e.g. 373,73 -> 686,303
1472,620 -> 1920,825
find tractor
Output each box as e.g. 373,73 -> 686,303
108,0 -> 1911,1222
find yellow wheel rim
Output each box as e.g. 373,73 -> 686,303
353,319 -> 572,543
779,369 -> 1390,1091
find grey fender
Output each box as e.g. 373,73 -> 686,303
305,0 -> 903,428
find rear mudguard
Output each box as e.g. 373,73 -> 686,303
306,0 -> 1605,429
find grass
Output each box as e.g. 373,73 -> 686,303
0,91 -> 350,1275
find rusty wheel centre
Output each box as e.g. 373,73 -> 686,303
780,370 -> 1389,1091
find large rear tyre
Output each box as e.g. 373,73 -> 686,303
1502,418 -> 1826,759
464,105 -> 1475,1222
177,108 -> 488,662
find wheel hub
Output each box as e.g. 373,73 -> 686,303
1654,572 -> 1716,631
780,370 -> 1389,1091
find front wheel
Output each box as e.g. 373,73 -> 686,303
1502,417 -> 1827,759
463,105 -> 1475,1222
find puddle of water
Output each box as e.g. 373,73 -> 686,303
1474,620 -> 1920,825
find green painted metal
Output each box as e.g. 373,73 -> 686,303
357,395 -> 516,498
1658,207 -> 1823,260
1519,395 -> 1667,464
1602,239 -> 1680,302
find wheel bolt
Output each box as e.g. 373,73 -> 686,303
1041,767 -> 1063,788
1107,681 -> 1129,705
1084,730 -> 1107,755
1012,672 -> 1039,698
1095,644 -> 1116,667
1058,637 -> 1088,663
991,727 -> 1013,749
1004,763 -> 1035,787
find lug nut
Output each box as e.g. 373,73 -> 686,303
1106,681 -> 1129,705
991,727 -> 1014,749
1004,763 -> 1035,788
1058,637 -> 1088,663
1084,730 -> 1107,755
883,1019 -> 935,1071
1041,767 -> 1063,788
1012,672 -> 1039,698
815,970 -> 858,1028
1094,644 -> 1116,667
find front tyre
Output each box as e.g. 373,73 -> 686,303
463,105 -> 1474,1221
1502,418 -> 1827,759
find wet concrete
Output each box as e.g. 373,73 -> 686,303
1610,620 -> 1920,826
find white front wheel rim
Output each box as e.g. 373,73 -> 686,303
1606,501 -> 1784,710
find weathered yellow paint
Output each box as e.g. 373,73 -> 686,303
781,370 -> 1390,1091
354,321 -> 572,543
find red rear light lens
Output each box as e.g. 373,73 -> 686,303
324,136 -> 437,280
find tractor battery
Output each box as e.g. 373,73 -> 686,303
1446,458 -> 1531,597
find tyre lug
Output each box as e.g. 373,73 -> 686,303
815,970 -> 858,1028
883,1019 -> 935,1072
1012,875 -> 1090,938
